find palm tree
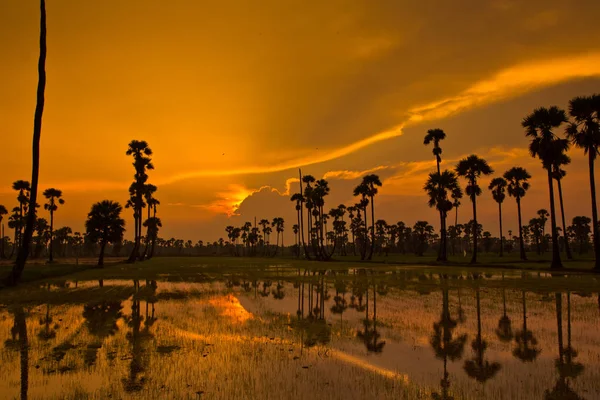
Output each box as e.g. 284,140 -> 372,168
488,178 -> 507,256
353,184 -> 370,260
85,200 -> 126,267
566,94 -> 600,269
552,154 -> 573,259
291,192 -> 307,258
8,0 -> 46,285
271,217 -> 284,256
424,128 -> 447,174
12,180 -> 31,251
142,184 -> 157,259
504,167 -> 531,261
143,217 -> 162,258
125,140 -> 154,263
523,106 -> 569,269
42,188 -> 64,263
456,155 -> 494,263
424,171 -> 459,262
0,205 -> 7,259
361,174 -> 382,260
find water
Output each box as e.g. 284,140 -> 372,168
0,270 -> 599,399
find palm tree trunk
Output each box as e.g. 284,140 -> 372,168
471,193 -> 478,264
8,0 -> 46,286
556,177 -> 572,260
437,210 -> 447,262
98,240 -> 107,267
48,209 -> 54,263
588,153 -> 600,270
368,197 -> 375,260
498,202 -> 503,257
547,170 -> 563,269
517,198 -> 527,261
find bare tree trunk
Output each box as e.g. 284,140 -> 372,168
7,0 -> 46,286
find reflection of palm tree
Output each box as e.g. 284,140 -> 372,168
464,288 -> 501,383
83,301 -> 123,366
545,293 -> 584,400
272,281 -> 285,300
430,286 -> 467,400
496,275 -> 513,343
5,307 -> 28,400
37,303 -> 56,341
513,291 -> 541,362
357,281 -> 386,353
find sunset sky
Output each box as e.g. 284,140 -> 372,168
2,0 -> 600,243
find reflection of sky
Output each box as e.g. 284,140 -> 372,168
0,280 -> 597,399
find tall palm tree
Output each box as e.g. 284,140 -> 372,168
0,205 -> 7,259
125,140 -> 154,263
552,154 -> 573,260
291,192 -> 308,259
143,217 -> 162,258
424,128 -> 447,174
456,155 -> 494,264
424,170 -> 459,262
360,174 -> 382,260
271,217 -> 284,256
12,180 -> 31,251
42,188 -> 64,263
504,167 -> 531,261
85,200 -> 126,267
488,178 -> 507,257
523,106 -> 569,269
566,94 -> 600,270
9,0 -> 46,285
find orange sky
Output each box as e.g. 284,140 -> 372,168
1,1 -> 600,242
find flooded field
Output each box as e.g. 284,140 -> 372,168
1,268 -> 599,399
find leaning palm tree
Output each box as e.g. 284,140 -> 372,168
566,94 -> 600,270
488,178 -> 507,257
456,155 -> 494,264
43,188 -> 64,263
424,170 -> 459,262
8,0 -> 46,285
523,106 -> 569,269
85,200 -> 126,267
504,167 -> 531,261
424,128 -> 447,174
552,154 -> 573,260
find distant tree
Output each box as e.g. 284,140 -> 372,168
43,188 -> 65,263
456,155 -> 494,263
271,217 -> 285,256
85,200 -> 126,267
568,216 -> 591,255
566,94 -> 600,269
0,205 -> 7,258
504,167 -> 531,260
360,174 -> 382,260
488,177 -> 507,257
523,106 -> 569,269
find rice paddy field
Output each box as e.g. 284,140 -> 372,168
1,257 -> 599,399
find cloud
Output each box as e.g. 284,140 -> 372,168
323,166 -> 389,180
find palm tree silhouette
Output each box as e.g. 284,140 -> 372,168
291,192 -> 307,258
451,186 -> 463,227
85,200 -> 126,266
552,154 -> 574,260
42,188 -> 64,263
424,128 -> 447,174
125,140 -> 154,263
362,175 -> 382,260
271,217 -> 284,256
488,178 -> 507,257
12,180 -> 31,252
430,284 -> 467,400
456,155 -> 494,263
513,290 -> 541,362
9,0 -> 46,285
566,94 -> 600,269
523,106 -> 569,269
424,171 -> 460,262
504,167 -> 531,260
464,287 -> 501,384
